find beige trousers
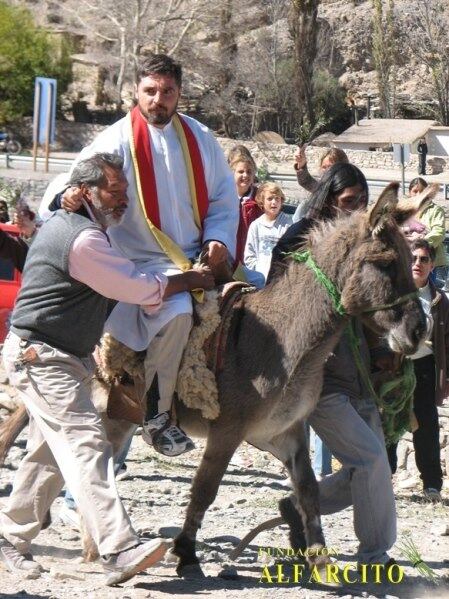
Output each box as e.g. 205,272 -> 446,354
0,332 -> 138,556
144,314 -> 192,417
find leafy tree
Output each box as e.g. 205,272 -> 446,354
295,70 -> 350,143
0,1 -> 71,124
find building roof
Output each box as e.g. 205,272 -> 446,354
334,118 -> 437,145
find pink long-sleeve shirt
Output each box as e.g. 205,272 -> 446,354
68,228 -> 167,313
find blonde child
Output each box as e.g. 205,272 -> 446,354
244,182 -> 292,285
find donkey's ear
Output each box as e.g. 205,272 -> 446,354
392,183 -> 439,225
368,182 -> 400,235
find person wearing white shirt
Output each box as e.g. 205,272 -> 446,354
244,182 -> 292,287
43,54 -> 239,458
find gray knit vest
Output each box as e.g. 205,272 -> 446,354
11,211 -> 109,357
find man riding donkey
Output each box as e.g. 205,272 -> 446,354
0,153 -> 215,584
46,53 -> 239,458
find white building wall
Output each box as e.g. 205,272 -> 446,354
427,130 -> 449,157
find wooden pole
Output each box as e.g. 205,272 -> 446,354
32,82 -> 41,172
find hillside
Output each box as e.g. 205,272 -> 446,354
7,0 -> 449,133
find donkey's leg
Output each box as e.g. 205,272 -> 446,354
174,425 -> 243,578
0,402 -> 29,465
263,422 -> 329,568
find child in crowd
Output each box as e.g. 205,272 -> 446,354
228,148 -> 263,264
244,182 -> 292,286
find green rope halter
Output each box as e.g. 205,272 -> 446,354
290,249 -> 417,445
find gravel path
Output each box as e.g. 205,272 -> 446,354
0,419 -> 448,599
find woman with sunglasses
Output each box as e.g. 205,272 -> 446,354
387,239 -> 448,502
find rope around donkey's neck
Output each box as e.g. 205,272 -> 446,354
289,249 -> 416,445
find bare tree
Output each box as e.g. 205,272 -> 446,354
402,0 -> 449,125
62,0 -> 207,106
289,0 -> 320,129
371,0 -> 398,118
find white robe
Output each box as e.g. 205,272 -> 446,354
44,114 -> 239,350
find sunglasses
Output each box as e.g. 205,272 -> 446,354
412,255 -> 430,264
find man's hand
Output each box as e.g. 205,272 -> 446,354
62,186 -> 84,212
294,144 -> 307,171
187,265 -> 215,290
164,266 -> 215,298
203,241 -> 228,268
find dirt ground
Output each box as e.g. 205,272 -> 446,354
0,418 -> 448,599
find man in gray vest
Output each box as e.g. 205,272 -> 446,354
0,152 -> 214,585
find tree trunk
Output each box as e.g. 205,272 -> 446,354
289,0 -> 320,129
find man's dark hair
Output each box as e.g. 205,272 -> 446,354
69,153 -> 124,188
136,54 -> 182,87
411,238 -> 436,262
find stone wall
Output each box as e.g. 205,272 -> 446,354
216,138 -> 448,174
16,119 -> 107,153
12,119 -> 449,173
0,175 -> 50,209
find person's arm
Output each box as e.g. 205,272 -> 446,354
202,132 -> 240,259
295,165 -> 319,193
243,222 -> 259,270
423,204 -> 445,249
0,229 -> 29,272
69,229 -> 214,312
293,145 -> 319,193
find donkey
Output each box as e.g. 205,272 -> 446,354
170,183 -> 432,577
0,183 -> 435,576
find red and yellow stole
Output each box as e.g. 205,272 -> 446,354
128,106 -> 209,275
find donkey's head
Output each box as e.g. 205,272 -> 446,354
316,182 -> 438,354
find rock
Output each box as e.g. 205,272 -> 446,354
432,524 -> 449,536
218,564 -> 239,580
158,525 -> 182,538
398,476 -> 418,490
49,567 -> 85,581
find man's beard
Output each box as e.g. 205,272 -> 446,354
140,101 -> 178,126
91,191 -> 125,229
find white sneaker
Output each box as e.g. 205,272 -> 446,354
0,537 -> 41,579
102,538 -> 170,586
59,502 -> 81,531
142,412 -> 195,457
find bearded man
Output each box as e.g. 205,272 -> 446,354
45,54 -> 239,457
0,153 -> 214,584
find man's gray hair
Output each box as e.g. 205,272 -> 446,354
69,153 -> 124,188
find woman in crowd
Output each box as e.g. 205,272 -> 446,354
294,146 -> 349,194
228,147 -> 263,264
403,177 -> 447,287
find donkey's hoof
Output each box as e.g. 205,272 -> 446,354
177,563 -> 206,579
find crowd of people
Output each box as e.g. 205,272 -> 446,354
0,52 -> 447,586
